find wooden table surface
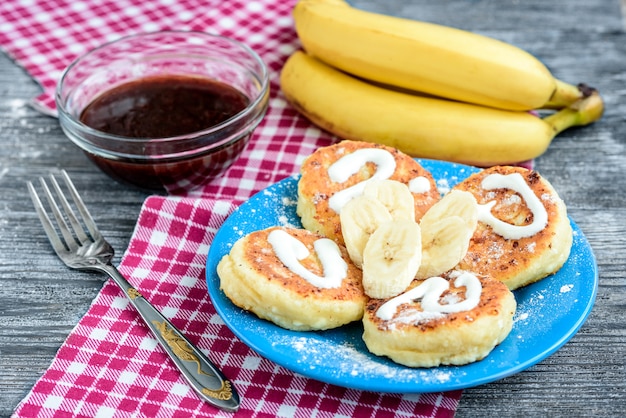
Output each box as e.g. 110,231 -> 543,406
1,1 -> 624,417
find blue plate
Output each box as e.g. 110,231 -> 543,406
206,160 -> 598,393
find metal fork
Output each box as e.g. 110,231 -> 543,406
27,171 -> 239,413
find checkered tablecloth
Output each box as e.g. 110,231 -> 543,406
1,0 -> 462,416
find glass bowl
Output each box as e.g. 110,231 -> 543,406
56,31 -> 269,193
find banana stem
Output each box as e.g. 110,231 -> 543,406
543,89 -> 604,135
543,79 -> 595,109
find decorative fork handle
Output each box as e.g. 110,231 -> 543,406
99,263 -> 240,413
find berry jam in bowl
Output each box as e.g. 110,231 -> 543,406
56,31 -> 269,193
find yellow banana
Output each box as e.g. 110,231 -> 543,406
279,51 -> 604,166
293,0 -> 586,111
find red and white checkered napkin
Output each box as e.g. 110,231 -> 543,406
0,0 -> 298,117
2,0 -> 461,416
13,196 -> 461,418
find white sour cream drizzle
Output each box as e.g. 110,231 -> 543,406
376,271 -> 482,322
408,176 -> 431,194
327,148 -> 396,213
267,229 -> 348,289
477,173 -> 548,239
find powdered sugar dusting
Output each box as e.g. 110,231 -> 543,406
501,194 -> 522,206
436,178 -> 450,195
231,176 -> 301,233
272,334 -> 454,385
515,312 -> 530,322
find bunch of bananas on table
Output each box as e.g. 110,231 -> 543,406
280,0 -> 604,166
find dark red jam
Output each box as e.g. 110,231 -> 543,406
80,75 -> 249,138
78,75 -> 251,192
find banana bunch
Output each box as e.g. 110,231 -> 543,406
280,0 -> 605,166
340,180 -> 478,299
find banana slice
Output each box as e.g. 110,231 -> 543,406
419,189 -> 479,232
362,219 -> 422,299
417,216 -> 474,278
363,179 -> 415,222
340,195 -> 393,268
417,190 -> 478,278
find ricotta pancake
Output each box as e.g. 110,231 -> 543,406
453,166 -> 573,290
297,140 -> 440,244
362,270 -> 516,368
217,226 -> 366,331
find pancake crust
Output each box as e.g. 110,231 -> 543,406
454,166 -> 573,290
217,226 -> 366,331
362,270 -> 516,368
297,140 -> 440,244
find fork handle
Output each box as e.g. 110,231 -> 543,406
100,264 -> 240,413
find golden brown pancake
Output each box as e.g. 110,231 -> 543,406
453,166 -> 572,290
217,226 -> 366,331
362,270 -> 516,367
297,140 -> 440,244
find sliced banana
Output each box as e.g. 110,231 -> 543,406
340,195 -> 393,268
419,189 -> 479,232
417,216 -> 474,278
362,219 -> 422,299
363,179 -> 415,222
416,190 -> 478,278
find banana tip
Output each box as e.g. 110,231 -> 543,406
575,89 -> 604,125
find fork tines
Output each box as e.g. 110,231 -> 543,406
28,170 -> 101,254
